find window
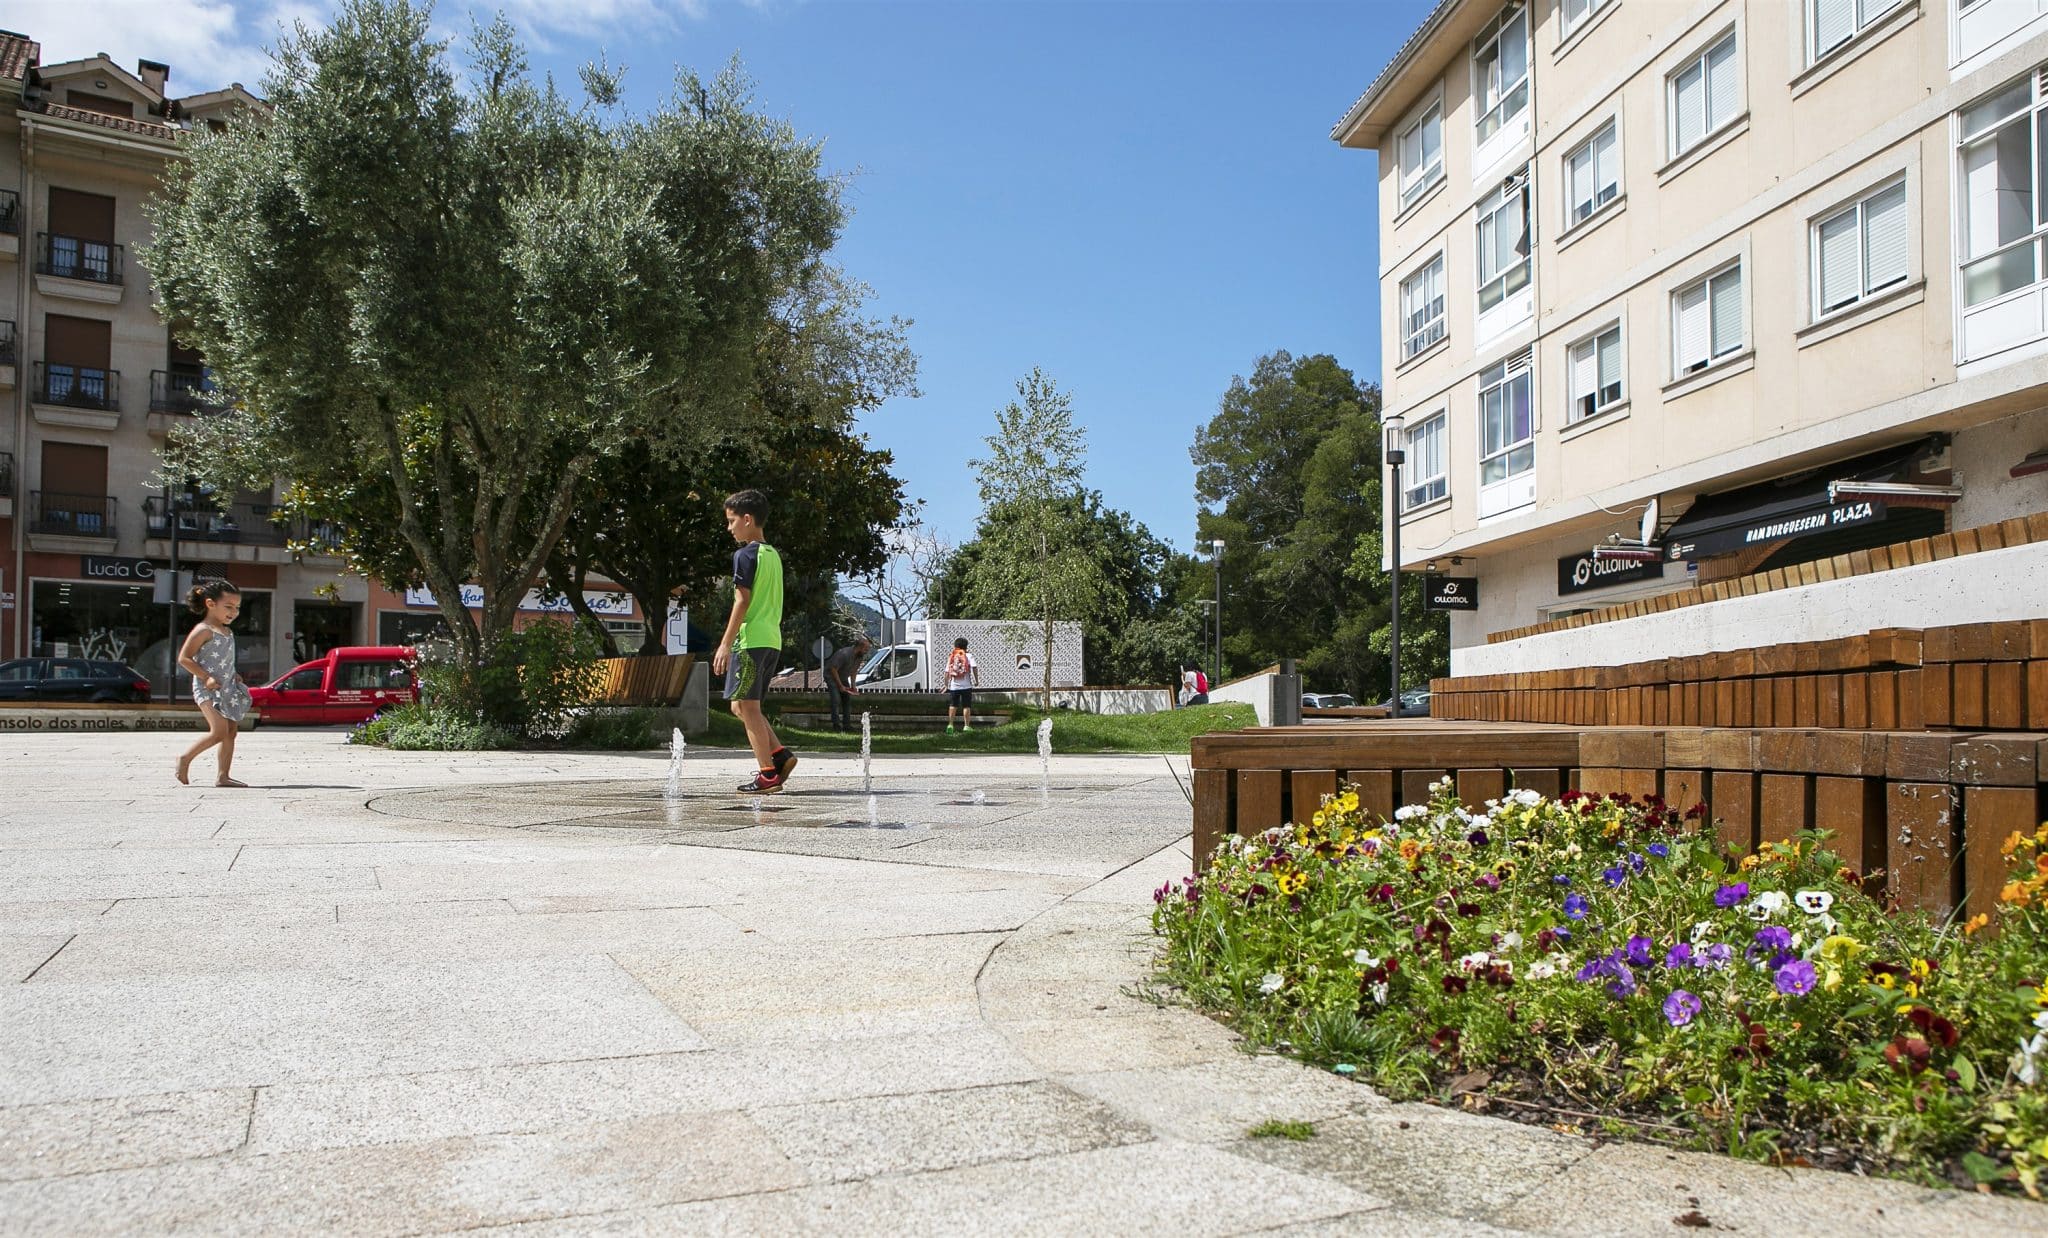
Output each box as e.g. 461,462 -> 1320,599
1477,355 -> 1534,488
1397,103 -> 1444,208
1474,6 -> 1531,144
1400,255 -> 1447,359
1404,414 -> 1448,510
340,660 -> 401,690
1813,179 -> 1908,316
1668,31 -> 1740,158
1561,0 -> 1612,40
1568,323 -> 1624,421
1958,72 -> 2048,308
1564,120 -> 1621,225
1476,170 -> 1532,312
1672,263 -> 1744,374
1811,0 -> 1902,62
281,667 -> 323,691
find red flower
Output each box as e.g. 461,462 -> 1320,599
1885,1035 -> 1932,1074
1428,1026 -> 1461,1055
1905,1007 -> 1959,1049
1442,975 -> 1469,995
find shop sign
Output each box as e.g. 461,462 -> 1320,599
1557,552 -> 1665,595
1423,575 -> 1480,611
1664,500 -> 1886,561
81,555 -> 157,581
403,585 -> 636,616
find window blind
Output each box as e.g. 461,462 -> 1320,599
1706,35 -> 1739,132
1813,0 -> 1854,57
1710,268 -> 1744,355
1673,62 -> 1705,152
1817,209 -> 1861,311
1597,328 -> 1622,393
1862,182 -> 1908,292
1674,283 -> 1710,369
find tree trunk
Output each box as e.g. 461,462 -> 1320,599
1040,529 -> 1053,713
557,562 -> 618,658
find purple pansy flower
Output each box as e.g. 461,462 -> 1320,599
1601,865 -> 1628,887
1624,935 -> 1655,967
1663,989 -> 1703,1027
1702,943 -> 1734,969
1552,874 -> 1572,886
1774,959 -> 1817,997
1664,942 -> 1695,969
1647,842 -> 1670,859
1628,852 -> 1647,874
1563,893 -> 1589,920
1713,882 -> 1749,908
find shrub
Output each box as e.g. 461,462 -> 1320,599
380,709 -> 516,751
1154,779 -> 2048,1194
564,708 -> 661,750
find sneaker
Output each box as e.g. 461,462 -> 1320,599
945,725 -> 956,734
737,770 -> 785,794
771,748 -> 798,784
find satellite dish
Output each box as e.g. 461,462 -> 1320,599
1640,497 -> 1660,547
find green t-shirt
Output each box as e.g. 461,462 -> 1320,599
732,541 -> 784,650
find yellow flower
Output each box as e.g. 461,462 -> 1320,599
2035,983 -> 2048,1009
1276,871 -> 1307,896
1909,958 -> 1933,981
1740,853 -> 1762,871
1874,973 -> 1896,990
1398,839 -> 1423,863
1964,913 -> 1990,936
1312,812 -> 1327,829
1820,935 -> 1864,963
2007,831 -> 2028,858
2005,880 -> 2033,906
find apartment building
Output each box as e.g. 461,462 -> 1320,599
0,30 -> 651,692
1336,0 -> 2048,676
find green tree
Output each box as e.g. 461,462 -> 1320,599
962,370 -> 1121,704
143,1 -> 844,697
1187,351 -> 1446,698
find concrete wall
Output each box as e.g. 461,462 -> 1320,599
1454,539 -> 2048,677
1208,672 -> 1278,727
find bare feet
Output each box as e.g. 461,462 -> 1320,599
176,756 -> 191,786
215,776 -> 247,788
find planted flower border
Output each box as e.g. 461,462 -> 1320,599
1153,779 -> 2048,1197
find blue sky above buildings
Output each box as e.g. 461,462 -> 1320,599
28,0 -> 1438,549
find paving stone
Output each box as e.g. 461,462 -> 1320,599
995,1009 -> 1245,1074
1058,1055 -> 1383,1145
751,1080 -> 1153,1182
0,934 -> 74,983
0,1088 -> 253,1181
0,900 -> 114,933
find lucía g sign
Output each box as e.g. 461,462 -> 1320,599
1423,575 -> 1479,611
1557,552 -> 1665,595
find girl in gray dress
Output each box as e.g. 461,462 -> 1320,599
175,579 -> 252,787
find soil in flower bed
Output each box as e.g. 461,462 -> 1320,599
1153,782 -> 2048,1199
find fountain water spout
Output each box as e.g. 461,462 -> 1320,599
664,727 -> 687,801
861,711 -> 873,795
1037,717 -> 1054,806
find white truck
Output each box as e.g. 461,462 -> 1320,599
854,619 -> 1085,693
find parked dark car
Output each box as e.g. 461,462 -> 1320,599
1380,687 -> 1432,718
1301,692 -> 1356,709
0,658 -> 152,703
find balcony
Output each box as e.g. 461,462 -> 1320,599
34,232 -> 124,303
28,491 -> 118,551
0,190 -> 16,260
0,320 -> 14,389
0,451 -> 13,519
143,496 -> 289,547
146,369 -> 227,435
32,362 -> 121,430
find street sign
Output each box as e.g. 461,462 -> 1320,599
1423,575 -> 1480,611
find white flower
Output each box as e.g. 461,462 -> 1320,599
2019,1031 -> 2048,1087
1259,973 -> 1285,994
1457,951 -> 1493,972
1746,891 -> 1788,920
1429,776 -> 1453,793
1353,950 -> 1380,967
1526,957 -> 1560,981
2034,1011 -> 2048,1032
1690,920 -> 1716,943
1395,804 -> 1428,822
1794,890 -> 1834,915
1369,982 -> 1389,1005
1511,787 -> 1543,808
1499,931 -> 1523,951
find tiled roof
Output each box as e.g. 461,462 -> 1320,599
0,29 -> 38,82
1329,0 -> 1461,141
39,101 -> 179,141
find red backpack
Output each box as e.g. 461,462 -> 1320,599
1195,670 -> 1209,694
946,649 -> 971,680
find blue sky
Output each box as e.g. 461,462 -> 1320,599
30,0 -> 1437,551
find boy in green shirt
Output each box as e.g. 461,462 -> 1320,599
714,489 -> 796,793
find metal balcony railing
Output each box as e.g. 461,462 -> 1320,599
0,190 -> 17,235
33,362 -> 120,411
149,369 -> 222,414
144,495 -> 289,547
0,452 -> 13,500
0,320 -> 14,366
35,232 -> 123,285
31,491 -> 116,539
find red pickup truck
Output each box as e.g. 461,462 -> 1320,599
248,646 -> 419,725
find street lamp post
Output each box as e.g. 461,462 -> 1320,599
1209,539 -> 1226,690
1384,414 -> 1406,714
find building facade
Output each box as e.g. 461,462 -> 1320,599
0,31 -> 650,691
1337,0 -> 2048,675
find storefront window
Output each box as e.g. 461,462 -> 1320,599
379,610 -> 451,646
30,579 -> 271,695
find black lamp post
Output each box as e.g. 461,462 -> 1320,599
1385,414 -> 1406,713
1209,538 -> 1226,689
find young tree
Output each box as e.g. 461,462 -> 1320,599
144,1 -> 845,698
965,370 -> 1120,706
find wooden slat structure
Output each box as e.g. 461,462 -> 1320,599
591,654 -> 696,707
1191,720 -> 2047,919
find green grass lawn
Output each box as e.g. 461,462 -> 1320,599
694,702 -> 1256,755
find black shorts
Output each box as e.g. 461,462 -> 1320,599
724,647 -> 780,701
947,688 -> 973,708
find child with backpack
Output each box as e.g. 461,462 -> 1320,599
944,638 -> 978,733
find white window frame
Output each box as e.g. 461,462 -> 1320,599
1563,118 -> 1621,228
1476,169 -> 1533,313
1396,100 -> 1445,210
1566,320 -> 1625,423
1561,0 -> 1613,42
1476,353 -> 1535,516
1403,412 -> 1448,511
1399,253 -> 1447,361
1956,69 -> 2048,312
1811,176 -> 1910,319
1810,0 -> 1903,63
1473,5 -> 1531,145
1670,262 -> 1745,376
1667,29 -> 1741,160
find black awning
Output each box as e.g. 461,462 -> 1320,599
1660,440 -> 1932,562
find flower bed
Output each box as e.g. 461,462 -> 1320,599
1153,779 -> 2048,1196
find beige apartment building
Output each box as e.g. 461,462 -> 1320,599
1337,0 -> 2048,677
0,30 -> 652,693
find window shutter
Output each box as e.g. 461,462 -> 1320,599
1595,127 -> 1619,195
1421,110 -> 1441,170
1570,147 -> 1594,215
1710,267 -> 1744,355
1817,209 -> 1861,311
1707,35 -> 1739,131
1862,182 -> 1908,292
1400,126 -> 1421,182
1597,329 -> 1622,392
1814,0 -> 1854,57
1673,63 -> 1705,152
1674,283 -> 1709,369
1570,339 -> 1597,402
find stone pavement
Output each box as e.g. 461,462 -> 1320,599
0,730 -> 2042,1236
